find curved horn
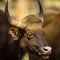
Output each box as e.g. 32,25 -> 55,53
5,0 -> 11,20
38,0 -> 44,24
5,0 -> 25,28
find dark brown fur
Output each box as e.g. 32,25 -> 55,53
0,10 -> 19,60
44,13 -> 60,60
0,10 -> 49,60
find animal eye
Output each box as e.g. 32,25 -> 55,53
28,34 -> 34,39
25,32 -> 34,39
26,33 -> 35,39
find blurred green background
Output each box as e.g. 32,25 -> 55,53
0,0 -> 60,14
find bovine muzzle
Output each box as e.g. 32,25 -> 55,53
40,46 -> 52,59
32,45 -> 52,59
41,46 -> 52,54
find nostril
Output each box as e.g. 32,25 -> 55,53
43,48 -> 48,51
44,47 -> 52,51
43,46 -> 52,52
41,46 -> 52,53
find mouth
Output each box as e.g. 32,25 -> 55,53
41,55 -> 49,59
28,46 -> 51,59
28,47 -> 51,60
38,52 -> 50,59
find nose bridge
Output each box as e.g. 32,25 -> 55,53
37,34 -> 48,47
37,33 -> 52,54
33,30 -> 48,48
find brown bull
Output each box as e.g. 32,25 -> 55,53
44,13 -> 60,60
0,0 -> 52,60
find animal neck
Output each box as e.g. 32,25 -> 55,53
19,48 -> 41,60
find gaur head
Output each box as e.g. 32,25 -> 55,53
5,0 -> 52,59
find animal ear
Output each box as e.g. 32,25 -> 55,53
38,0 -> 44,25
8,27 -> 19,41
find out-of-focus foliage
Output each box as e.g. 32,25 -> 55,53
42,0 -> 60,13
0,0 -> 2,2
0,0 -> 60,14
